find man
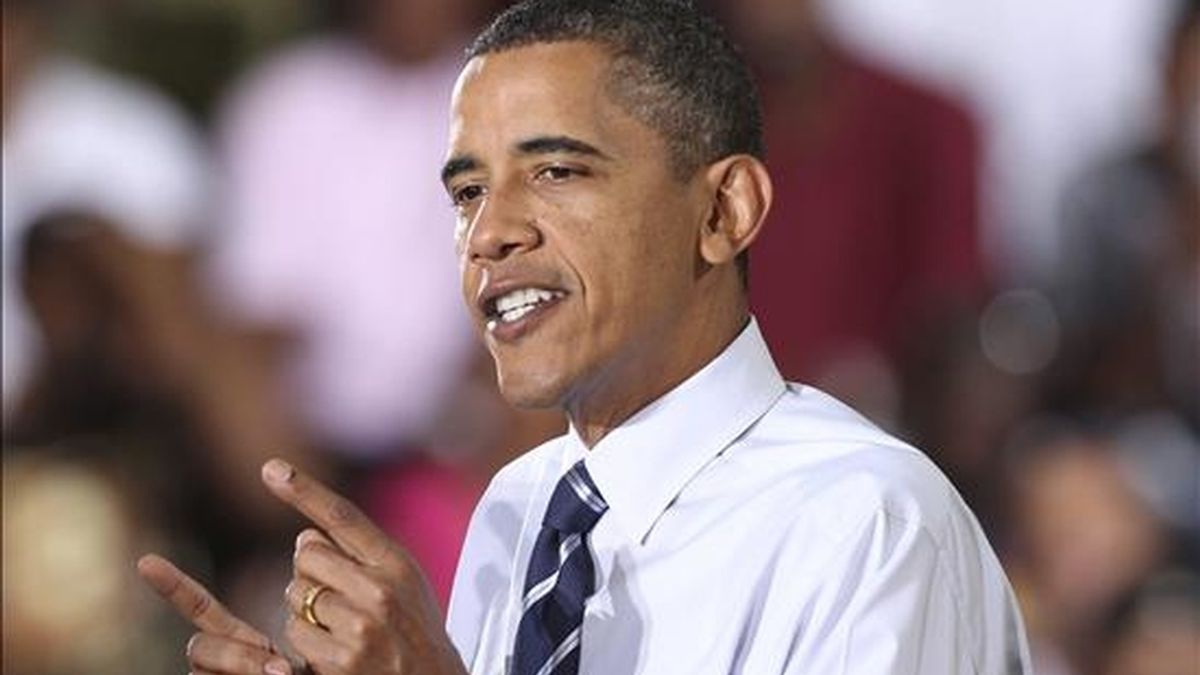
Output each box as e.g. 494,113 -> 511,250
138,1 -> 1031,673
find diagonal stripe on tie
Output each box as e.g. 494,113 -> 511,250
535,626 -> 582,675
522,533 -> 583,612
512,461 -> 608,675
565,470 -> 606,513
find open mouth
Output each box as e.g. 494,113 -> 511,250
484,287 -> 567,335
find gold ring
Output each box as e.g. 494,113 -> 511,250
301,584 -> 331,630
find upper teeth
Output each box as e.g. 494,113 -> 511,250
491,288 -> 563,325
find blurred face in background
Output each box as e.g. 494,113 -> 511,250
354,0 -> 478,62
446,41 -> 715,415
1016,439 -> 1166,630
720,0 -> 822,67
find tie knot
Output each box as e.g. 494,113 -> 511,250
543,460 -> 608,534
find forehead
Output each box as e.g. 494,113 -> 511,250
447,41 -> 645,158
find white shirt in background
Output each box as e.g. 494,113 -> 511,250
816,0 -> 1179,281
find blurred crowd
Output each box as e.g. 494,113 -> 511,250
2,1 -> 1196,674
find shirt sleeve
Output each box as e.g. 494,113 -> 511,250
783,508 -> 981,675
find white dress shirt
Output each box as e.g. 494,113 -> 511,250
447,320 -> 1031,674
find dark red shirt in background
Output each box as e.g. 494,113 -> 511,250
750,49 -> 988,382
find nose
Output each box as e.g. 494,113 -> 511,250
464,185 -> 541,264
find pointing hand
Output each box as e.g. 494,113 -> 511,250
137,553 -> 294,675
261,459 -> 467,675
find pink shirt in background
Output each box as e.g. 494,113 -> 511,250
209,39 -> 475,456
360,458 -> 483,610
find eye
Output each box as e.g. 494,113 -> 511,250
451,183 -> 486,208
535,165 -> 583,183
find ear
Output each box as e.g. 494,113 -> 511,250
698,154 -> 773,268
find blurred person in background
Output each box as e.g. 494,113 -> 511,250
2,0 -> 289,529
895,309 -> 1039,545
1053,0 -> 1199,429
3,0 -> 208,422
209,0 -> 475,461
1044,0 -> 1200,573
945,6 -> 1200,673
3,0 -> 322,667
1100,570 -> 1200,675
3,0 -> 316,523
1004,428 -> 1185,675
208,0 -> 563,607
3,445 -> 185,675
718,0 -> 989,432
817,0 -> 1181,282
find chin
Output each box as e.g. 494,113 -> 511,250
494,364 -> 571,410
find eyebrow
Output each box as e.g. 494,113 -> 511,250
440,135 -> 612,188
441,155 -> 480,187
515,135 -> 611,160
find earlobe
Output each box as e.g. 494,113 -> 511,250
698,155 -> 773,267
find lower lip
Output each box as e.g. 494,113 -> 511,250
487,295 -> 566,343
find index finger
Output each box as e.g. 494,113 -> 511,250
261,459 -> 392,565
136,554 -> 272,650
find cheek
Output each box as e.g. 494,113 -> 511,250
545,185 -> 697,305
459,263 -> 480,315
613,204 -> 699,289
562,211 -> 658,291
577,220 -> 693,330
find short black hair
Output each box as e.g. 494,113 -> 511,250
468,0 -> 763,173
468,0 -> 763,283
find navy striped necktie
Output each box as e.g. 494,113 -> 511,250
512,460 -> 608,675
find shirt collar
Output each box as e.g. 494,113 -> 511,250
560,318 -> 786,544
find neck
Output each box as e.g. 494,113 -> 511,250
566,297 -> 750,448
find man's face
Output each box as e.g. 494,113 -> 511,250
444,41 -> 709,410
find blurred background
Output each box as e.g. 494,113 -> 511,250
1,0 -> 1196,673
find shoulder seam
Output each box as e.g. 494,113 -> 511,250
881,510 -> 983,675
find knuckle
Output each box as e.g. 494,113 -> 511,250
326,495 -> 360,526
232,652 -> 260,673
361,580 -> 391,614
347,615 -> 373,641
393,562 -> 419,591
186,589 -> 214,619
332,648 -> 358,671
